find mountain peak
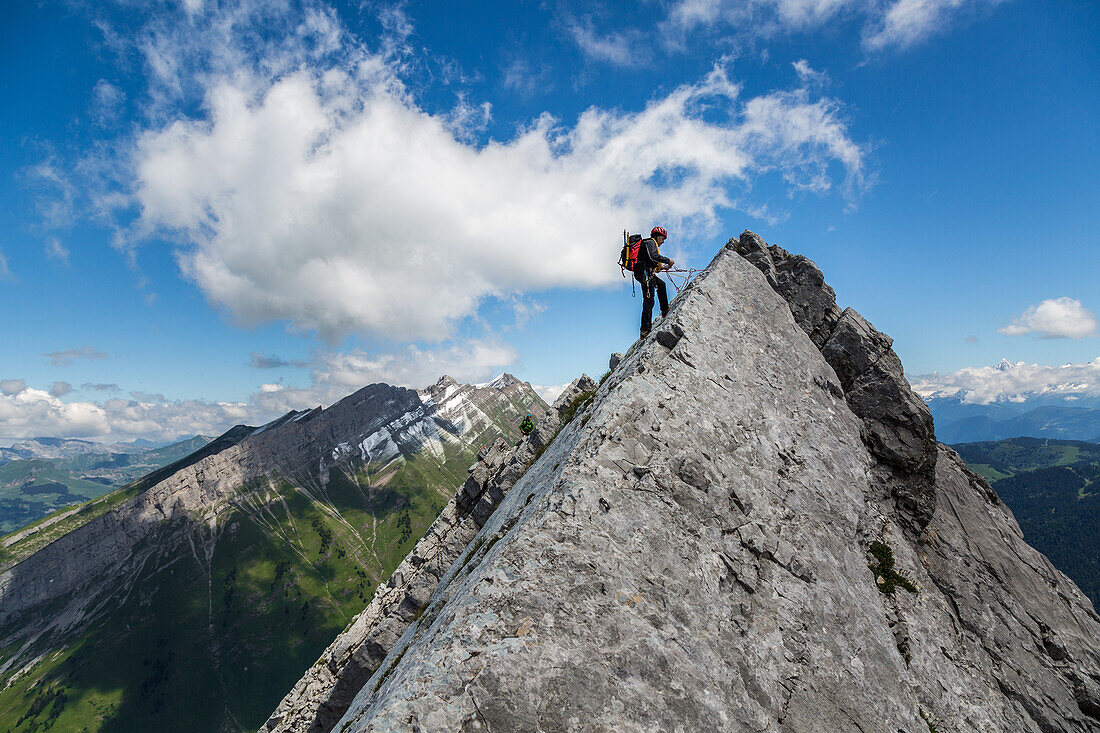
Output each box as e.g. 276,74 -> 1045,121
288,231 -> 1100,732
481,372 -> 522,390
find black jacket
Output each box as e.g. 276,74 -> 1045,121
635,237 -> 672,271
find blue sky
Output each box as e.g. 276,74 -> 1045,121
1,0 -> 1098,443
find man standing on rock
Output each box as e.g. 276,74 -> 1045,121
635,226 -> 674,338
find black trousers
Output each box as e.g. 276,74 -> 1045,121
634,268 -> 669,332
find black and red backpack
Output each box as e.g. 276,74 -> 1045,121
618,232 -> 644,276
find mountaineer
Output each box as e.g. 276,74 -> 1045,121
634,226 -> 674,338
519,413 -> 535,437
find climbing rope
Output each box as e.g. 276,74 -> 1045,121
661,267 -> 702,294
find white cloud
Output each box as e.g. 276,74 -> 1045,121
792,59 -> 829,87
128,48 -> 864,341
667,0 -> 861,35
1,379 -> 28,396
45,238 -> 70,265
444,93 -> 493,142
26,160 -> 77,230
0,250 -> 11,282
533,383 -> 569,404
773,0 -> 859,27
997,297 -> 1098,339
0,387 -> 110,440
50,382 -> 73,398
0,383 -> 262,443
567,21 -> 639,66
91,80 -> 126,125
911,357 -> 1100,404
501,57 -> 549,98
314,340 -> 519,392
667,0 -> 725,30
663,0 -> 1004,51
863,0 -> 1005,51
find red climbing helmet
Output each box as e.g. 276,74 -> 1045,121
651,226 -> 668,239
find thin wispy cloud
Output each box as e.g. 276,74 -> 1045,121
91,79 -> 126,125
0,250 -> 12,282
998,297 -> 1097,339
567,20 -> 640,66
82,382 -> 121,392
45,238 -> 70,265
661,0 -> 1006,52
44,346 -> 109,367
792,59 -> 830,87
26,158 -> 77,230
501,56 -> 551,98
313,340 -> 518,393
248,352 -> 306,369
863,0 -> 1007,51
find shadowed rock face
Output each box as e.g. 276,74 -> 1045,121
281,233 -> 1100,733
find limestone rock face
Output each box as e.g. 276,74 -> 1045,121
734,232 -> 938,528
298,234 -> 1100,733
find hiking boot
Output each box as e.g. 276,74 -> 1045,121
640,327 -> 650,339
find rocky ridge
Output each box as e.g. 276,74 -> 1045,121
286,232 -> 1100,732
264,376 -> 597,733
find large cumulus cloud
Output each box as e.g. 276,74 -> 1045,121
127,6 -> 865,342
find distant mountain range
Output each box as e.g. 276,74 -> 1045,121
0,436 -> 176,464
0,373 -> 547,731
925,396 -> 1100,444
0,436 -> 213,533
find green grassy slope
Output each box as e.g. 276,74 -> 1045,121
0,385 -> 541,732
952,437 -> 1100,483
0,460 -> 117,534
952,437 -> 1100,606
0,448 -> 464,732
